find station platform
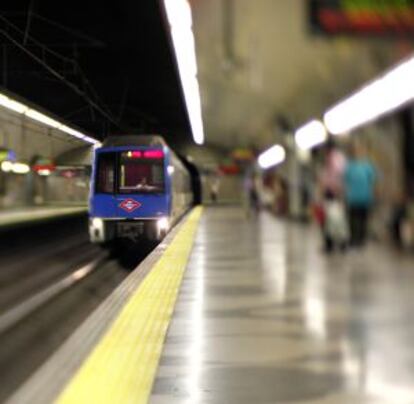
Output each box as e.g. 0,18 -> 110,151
8,206 -> 414,403
0,206 -> 87,229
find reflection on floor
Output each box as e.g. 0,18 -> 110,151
151,206 -> 414,404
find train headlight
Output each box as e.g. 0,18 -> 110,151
157,217 -> 169,232
89,217 -> 105,243
92,217 -> 104,229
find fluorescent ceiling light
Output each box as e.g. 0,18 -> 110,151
25,109 -> 61,128
0,91 -> 99,145
11,162 -> 30,174
55,125 -> 98,145
58,125 -> 98,145
295,120 -> 328,150
0,94 -> 28,114
258,144 -> 286,169
324,55 -> 414,135
1,160 -> 13,173
59,125 -> 87,140
82,136 -> 100,145
164,0 -> 205,145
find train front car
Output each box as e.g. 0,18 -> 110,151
88,135 -> 190,246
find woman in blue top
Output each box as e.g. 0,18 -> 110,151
344,143 -> 377,247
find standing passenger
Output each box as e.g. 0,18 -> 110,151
243,172 -> 260,217
210,176 -> 220,203
317,142 -> 347,251
344,143 -> 377,248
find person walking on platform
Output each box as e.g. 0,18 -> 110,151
243,172 -> 260,217
210,176 -> 220,203
317,142 -> 347,252
344,143 -> 377,248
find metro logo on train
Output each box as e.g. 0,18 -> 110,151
119,198 -> 141,213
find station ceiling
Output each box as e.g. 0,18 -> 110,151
191,0 -> 411,150
0,1 -> 412,153
0,0 -> 192,145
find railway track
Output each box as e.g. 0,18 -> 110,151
0,251 -> 131,403
0,255 -> 107,335
0,214 -> 158,402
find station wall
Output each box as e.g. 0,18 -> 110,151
0,106 -> 92,209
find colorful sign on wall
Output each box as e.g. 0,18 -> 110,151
0,148 -> 16,162
309,0 -> 414,36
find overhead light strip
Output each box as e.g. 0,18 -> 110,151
295,120 -> 328,150
324,55 -> 414,135
0,91 -> 100,145
25,109 -> 61,128
258,144 -> 286,169
164,0 -> 205,145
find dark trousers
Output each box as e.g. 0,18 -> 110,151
348,206 -> 369,246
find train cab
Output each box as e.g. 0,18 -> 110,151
88,135 -> 192,245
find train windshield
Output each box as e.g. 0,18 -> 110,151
95,152 -> 115,194
118,150 -> 165,194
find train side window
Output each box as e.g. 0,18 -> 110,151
96,152 -> 115,193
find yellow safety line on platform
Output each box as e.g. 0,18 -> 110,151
56,207 -> 203,404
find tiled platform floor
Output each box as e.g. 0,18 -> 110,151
151,206 -> 414,404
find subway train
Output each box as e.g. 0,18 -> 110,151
88,135 -> 194,245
